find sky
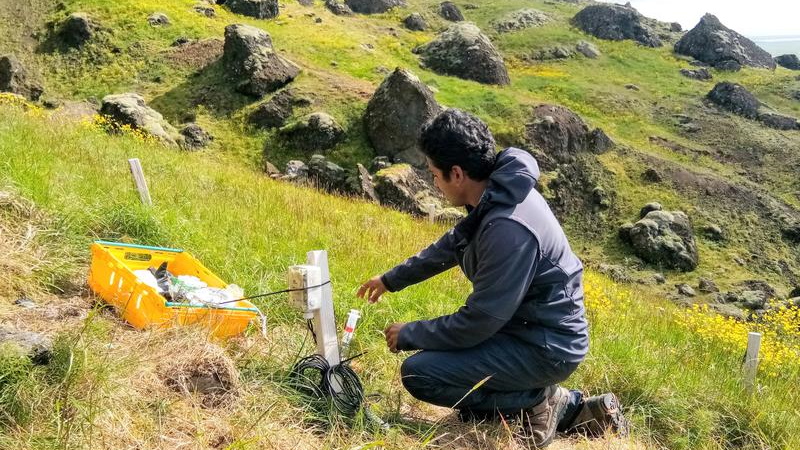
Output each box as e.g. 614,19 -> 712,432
597,0 -> 800,37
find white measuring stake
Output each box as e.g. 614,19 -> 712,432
307,250 -> 340,367
743,331 -> 762,394
427,203 -> 436,223
128,158 -> 152,206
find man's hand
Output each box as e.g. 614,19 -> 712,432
357,275 -> 388,304
384,322 -> 406,353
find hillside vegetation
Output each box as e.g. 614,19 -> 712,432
1,0 -> 800,449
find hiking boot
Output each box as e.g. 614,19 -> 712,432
521,386 -> 569,448
565,392 -> 629,437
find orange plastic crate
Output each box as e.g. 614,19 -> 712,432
88,241 -> 259,338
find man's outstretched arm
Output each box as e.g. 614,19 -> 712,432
395,219 -> 540,351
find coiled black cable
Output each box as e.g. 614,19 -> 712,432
289,353 -> 365,417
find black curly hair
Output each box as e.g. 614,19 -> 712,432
418,108 -> 497,181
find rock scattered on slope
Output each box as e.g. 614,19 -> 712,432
345,0 -> 405,14
438,1 -> 463,22
572,3 -> 662,47
248,88 -> 310,129
364,68 -> 441,167
575,40 -> 600,58
307,154 -> 349,193
0,327 -> 52,364
59,12 -> 97,48
403,13 -> 427,31
373,164 -> 444,217
325,0 -> 353,15
180,123 -> 213,149
621,209 -> 699,272
222,24 -> 300,97
680,67 -> 712,81
758,112 -> 799,130
416,22 -> 509,85
147,12 -> 170,26
194,4 -> 217,17
530,46 -> 574,61
706,82 -> 760,119
493,9 -> 550,33
279,112 -> 345,151
0,55 -> 44,101
226,0 -> 280,19
674,14 -> 775,70
524,104 -> 613,167
775,54 -> 800,70
100,93 -> 181,146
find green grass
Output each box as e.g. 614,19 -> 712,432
0,106 -> 799,449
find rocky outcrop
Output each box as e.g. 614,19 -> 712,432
325,0 -> 353,15
707,82 -> 760,119
59,13 -> 96,48
403,13 -> 427,31
621,209 -> 699,271
280,112 -> 345,151
345,0 -> 405,14
680,68 -> 712,80
438,1 -> 463,22
222,24 -> 300,97
147,12 -> 170,26
530,46 -> 574,61
707,82 -> 800,129
493,9 -> 550,33
373,164 -> 444,216
524,104 -> 613,168
0,55 -> 44,101
416,23 -> 509,85
572,3 -> 661,47
100,93 -> 181,145
180,123 -> 213,149
674,14 -> 775,70
363,68 -> 441,167
775,54 -> 800,70
307,154 -> 349,193
226,0 -> 279,19
248,89 -> 309,129
575,40 -> 600,58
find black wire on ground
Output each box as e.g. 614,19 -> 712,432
215,280 -> 332,306
288,353 -> 365,418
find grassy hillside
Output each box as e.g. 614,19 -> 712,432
1,0 -> 800,448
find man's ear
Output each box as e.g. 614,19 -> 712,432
451,165 -> 465,183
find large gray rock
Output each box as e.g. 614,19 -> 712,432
416,22 -> 509,85
147,12 -> 170,26
226,0 -> 279,19
438,1 -> 463,22
524,104 -> 612,167
373,164 -> 442,216
0,55 -> 43,101
345,0 -> 405,14
222,24 -> 300,97
575,40 -> 600,58
60,13 -> 96,48
680,67 -> 712,81
775,54 -> 800,70
100,93 -> 181,146
307,154 -> 349,193
493,9 -> 550,33
280,112 -> 345,151
363,68 -> 441,167
674,14 -> 775,70
0,328 -> 52,364
625,210 -> 699,271
572,3 -> 661,47
180,123 -> 213,149
707,82 -> 760,119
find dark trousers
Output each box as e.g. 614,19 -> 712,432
400,333 -> 583,419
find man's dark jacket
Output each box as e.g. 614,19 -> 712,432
381,148 -> 589,363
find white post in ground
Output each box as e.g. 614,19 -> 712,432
743,331 -> 762,394
307,250 -> 340,366
427,204 -> 436,224
128,158 -> 152,206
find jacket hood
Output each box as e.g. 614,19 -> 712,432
484,147 -> 540,207
455,148 -> 540,241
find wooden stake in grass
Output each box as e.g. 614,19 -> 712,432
128,158 -> 152,206
743,331 -> 761,394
